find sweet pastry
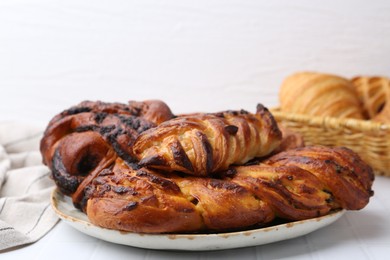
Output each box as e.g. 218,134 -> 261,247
351,76 -> 390,122
41,100 -> 374,234
83,145 -> 373,233
40,100 -> 174,196
83,159 -> 270,233
263,146 -> 374,211
132,104 -> 282,176
279,72 -> 365,119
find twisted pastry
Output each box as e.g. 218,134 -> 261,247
279,72 -> 365,119
41,101 -> 374,234
262,146 -> 374,210
47,100 -> 173,125
83,145 -> 373,233
83,159 -> 273,233
351,76 -> 390,122
133,104 -> 282,176
40,100 -> 174,197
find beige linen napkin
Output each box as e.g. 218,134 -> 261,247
0,122 -> 59,251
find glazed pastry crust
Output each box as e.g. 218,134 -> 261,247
84,145 -> 373,233
263,146 -> 374,210
40,100 -> 374,234
40,100 -> 174,196
133,105 -> 282,176
85,159 -> 274,233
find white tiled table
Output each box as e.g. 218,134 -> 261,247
3,176 -> 390,260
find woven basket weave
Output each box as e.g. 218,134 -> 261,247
271,108 -> 390,177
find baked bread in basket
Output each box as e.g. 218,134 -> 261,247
275,71 -> 390,176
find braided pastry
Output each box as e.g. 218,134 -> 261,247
84,159 -> 272,233
132,104 -> 282,176
263,146 -> 374,210
41,100 -> 374,234
84,145 -> 373,233
279,72 -> 365,119
40,100 -> 174,197
351,76 -> 390,122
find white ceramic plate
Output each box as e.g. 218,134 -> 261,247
51,188 -> 345,251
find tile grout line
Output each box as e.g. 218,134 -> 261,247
344,213 -> 372,260
87,238 -> 103,260
303,234 -> 320,260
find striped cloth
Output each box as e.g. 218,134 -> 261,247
0,122 -> 59,251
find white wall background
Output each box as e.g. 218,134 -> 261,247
1,0 -> 389,126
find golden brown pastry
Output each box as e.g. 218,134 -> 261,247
41,100 -> 374,234
351,76 -> 390,122
83,145 -> 373,233
263,146 -> 374,210
84,159 -> 273,233
132,104 -> 283,176
279,72 -> 365,119
40,100 -> 174,196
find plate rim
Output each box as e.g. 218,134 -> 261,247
50,188 -> 346,251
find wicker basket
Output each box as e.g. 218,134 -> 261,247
270,108 -> 390,177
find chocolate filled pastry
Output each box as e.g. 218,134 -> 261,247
133,104 -> 282,176
262,146 -> 374,211
41,100 -> 374,234
83,145 -> 373,233
83,160 -> 273,233
40,100 -> 174,197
